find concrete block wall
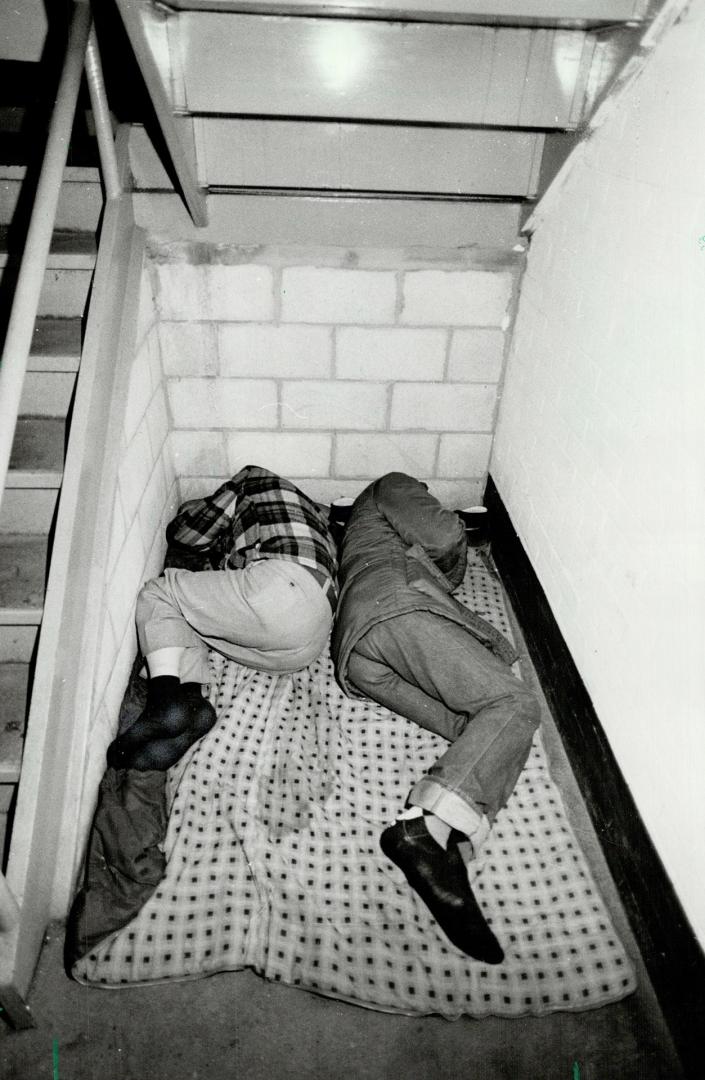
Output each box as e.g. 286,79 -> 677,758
149,246 -> 519,509
82,258 -> 179,837
491,0 -> 705,947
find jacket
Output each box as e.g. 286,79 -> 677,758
331,473 -> 517,695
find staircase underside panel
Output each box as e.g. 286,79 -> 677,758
131,120 -> 545,197
179,14 -> 594,128
134,190 -> 523,247
167,0 -> 648,27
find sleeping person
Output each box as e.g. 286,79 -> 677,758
331,472 -> 540,964
107,465 -> 338,771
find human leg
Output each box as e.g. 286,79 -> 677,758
108,567 -> 249,770
347,614 -> 539,962
109,561 -> 332,770
352,613 -> 539,828
137,560 -> 332,678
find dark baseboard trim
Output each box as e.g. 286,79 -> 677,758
485,475 -> 705,1080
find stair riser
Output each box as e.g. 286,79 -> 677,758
28,316 -> 82,372
0,624 -> 38,663
20,371 -> 76,417
0,179 -> 103,232
0,265 -> 92,317
0,488 -> 57,533
0,661 -> 28,782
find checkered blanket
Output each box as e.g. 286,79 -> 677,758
73,556 -> 636,1016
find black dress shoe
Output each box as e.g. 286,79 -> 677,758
380,816 -> 504,964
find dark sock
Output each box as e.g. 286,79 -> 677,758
107,681 -> 217,771
107,678 -> 193,769
128,729 -> 202,771
127,693 -> 217,770
148,674 -> 180,699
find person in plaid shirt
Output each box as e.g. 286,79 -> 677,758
107,466 -> 338,770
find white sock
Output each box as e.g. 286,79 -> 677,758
146,647 -> 184,679
424,813 -> 451,849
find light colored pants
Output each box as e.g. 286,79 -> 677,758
136,559 -> 333,683
346,611 -> 540,836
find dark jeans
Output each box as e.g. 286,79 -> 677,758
347,611 -> 540,829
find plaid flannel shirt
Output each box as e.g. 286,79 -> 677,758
166,466 -> 338,582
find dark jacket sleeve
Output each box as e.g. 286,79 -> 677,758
373,473 -> 467,588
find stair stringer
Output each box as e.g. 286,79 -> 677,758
0,134 -> 146,997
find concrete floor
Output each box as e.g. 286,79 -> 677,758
0,604 -> 685,1080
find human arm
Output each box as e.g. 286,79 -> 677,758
165,479 -> 239,553
373,473 -> 467,588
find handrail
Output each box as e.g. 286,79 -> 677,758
1,128 -> 138,1009
0,1 -> 122,936
0,0 -> 92,513
85,26 -> 122,202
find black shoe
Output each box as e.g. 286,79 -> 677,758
380,816 -> 504,964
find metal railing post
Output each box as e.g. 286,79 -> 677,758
0,1 -> 93,510
85,26 -> 122,201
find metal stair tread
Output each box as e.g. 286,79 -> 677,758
5,470 -> 63,490
9,417 -> 65,476
0,608 -> 43,626
0,226 -> 96,268
0,164 -> 101,184
0,534 -> 48,615
28,317 -> 82,371
0,662 -> 28,783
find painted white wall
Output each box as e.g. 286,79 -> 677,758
491,0 -> 705,946
75,256 -> 178,874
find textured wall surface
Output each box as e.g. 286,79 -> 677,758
86,260 -> 178,821
491,1 -> 705,945
149,245 -> 520,508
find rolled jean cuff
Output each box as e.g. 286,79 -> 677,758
409,777 -> 490,849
